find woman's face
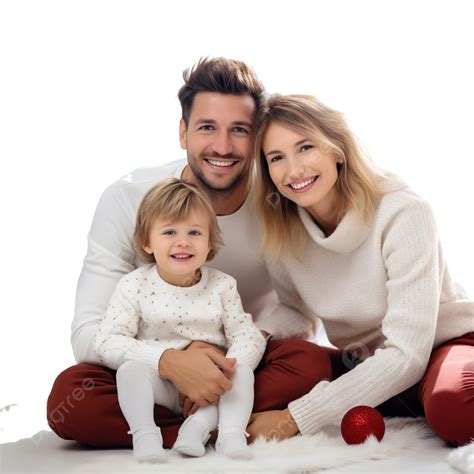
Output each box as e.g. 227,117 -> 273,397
262,122 -> 340,217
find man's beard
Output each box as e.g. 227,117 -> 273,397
187,154 -> 246,194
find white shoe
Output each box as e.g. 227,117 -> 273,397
128,426 -> 167,463
173,416 -> 211,457
216,426 -> 252,460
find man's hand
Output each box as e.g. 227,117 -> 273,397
246,409 -> 299,443
159,344 -> 236,409
177,340 -> 227,417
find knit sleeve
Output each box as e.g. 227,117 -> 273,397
255,262 -> 318,340
71,184 -> 137,364
93,276 -> 171,371
288,200 -> 440,435
220,277 -> 267,370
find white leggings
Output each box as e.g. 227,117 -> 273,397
116,360 -> 254,436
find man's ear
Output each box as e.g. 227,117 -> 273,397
179,119 -> 187,150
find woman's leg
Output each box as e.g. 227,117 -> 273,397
420,332 -> 474,446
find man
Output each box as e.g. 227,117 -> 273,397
47,57 -> 328,448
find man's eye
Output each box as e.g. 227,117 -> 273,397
200,125 -> 214,131
233,126 -> 249,134
189,230 -> 202,236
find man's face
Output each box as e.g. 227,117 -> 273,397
179,92 -> 256,192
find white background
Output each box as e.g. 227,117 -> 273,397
1,0 -> 473,441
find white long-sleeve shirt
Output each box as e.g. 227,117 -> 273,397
258,176 -> 474,435
94,264 -> 267,371
72,159 -> 315,364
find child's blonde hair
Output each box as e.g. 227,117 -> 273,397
134,178 -> 224,264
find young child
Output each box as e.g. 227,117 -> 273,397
94,178 -> 267,462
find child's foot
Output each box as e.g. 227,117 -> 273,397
173,416 -> 211,457
216,427 -> 253,460
129,426 -> 167,463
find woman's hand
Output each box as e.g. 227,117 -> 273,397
246,409 -> 299,443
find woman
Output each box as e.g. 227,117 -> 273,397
247,94 -> 474,446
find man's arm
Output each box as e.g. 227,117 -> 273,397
71,184 -> 136,364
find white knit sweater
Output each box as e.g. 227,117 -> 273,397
72,159 -> 312,364
94,265 -> 267,371
258,177 -> 474,435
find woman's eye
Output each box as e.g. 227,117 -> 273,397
300,144 -> 314,152
270,155 -> 282,163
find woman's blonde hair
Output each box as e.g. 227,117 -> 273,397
134,178 -> 224,264
252,94 -> 385,261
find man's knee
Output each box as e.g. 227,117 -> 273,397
424,389 -> 474,446
269,339 -> 332,390
46,363 -> 103,440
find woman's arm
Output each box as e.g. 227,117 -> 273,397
288,200 -> 441,435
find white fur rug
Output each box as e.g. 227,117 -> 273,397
2,417 -> 470,473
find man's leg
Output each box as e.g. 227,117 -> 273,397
47,339 -> 331,448
253,339 -> 332,412
46,363 -> 182,448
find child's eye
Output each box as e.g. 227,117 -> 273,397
163,230 -> 175,236
189,230 -> 202,236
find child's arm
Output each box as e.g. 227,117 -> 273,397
221,277 -> 267,370
93,276 -> 174,371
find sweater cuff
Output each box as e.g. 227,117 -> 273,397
288,380 -> 330,436
123,344 -> 168,373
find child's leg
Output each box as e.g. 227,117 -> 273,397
116,360 -> 179,462
216,364 -> 254,459
173,404 -> 218,457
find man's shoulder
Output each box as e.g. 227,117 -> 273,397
109,159 -> 186,193
97,159 -> 187,213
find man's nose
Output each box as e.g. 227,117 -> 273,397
212,130 -> 233,156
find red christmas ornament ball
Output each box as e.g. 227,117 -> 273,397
341,406 -> 385,445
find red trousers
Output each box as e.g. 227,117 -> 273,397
324,332 -> 474,446
47,334 -> 474,448
47,339 -> 331,448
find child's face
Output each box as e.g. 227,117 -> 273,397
143,208 -> 211,286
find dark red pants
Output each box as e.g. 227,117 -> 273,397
326,332 -> 474,446
47,339 -> 331,448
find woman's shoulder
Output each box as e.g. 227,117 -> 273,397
375,175 -> 437,239
377,174 -> 434,218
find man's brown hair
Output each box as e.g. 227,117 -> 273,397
178,57 -> 264,125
